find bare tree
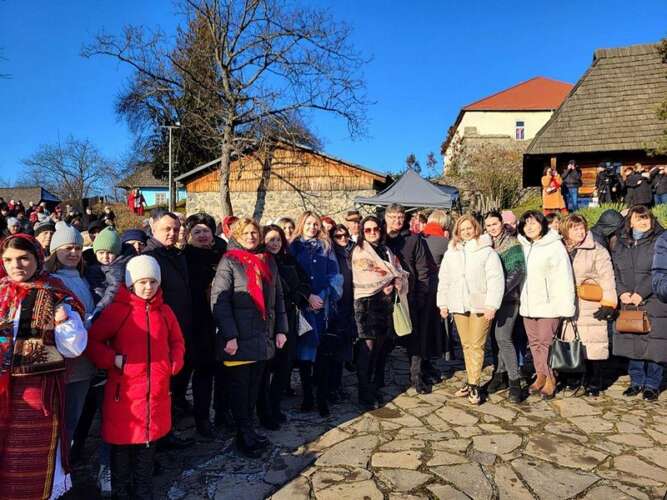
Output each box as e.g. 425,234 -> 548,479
21,136 -> 118,200
83,0 -> 369,216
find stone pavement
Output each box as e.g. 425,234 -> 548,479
68,349 -> 667,500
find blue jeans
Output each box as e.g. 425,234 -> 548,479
627,359 -> 664,390
564,186 -> 579,212
655,193 -> 667,205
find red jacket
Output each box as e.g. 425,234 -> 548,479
86,286 -> 185,445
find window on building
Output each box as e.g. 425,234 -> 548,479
155,192 -> 167,206
515,121 -> 525,140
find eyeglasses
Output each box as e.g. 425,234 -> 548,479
364,227 -> 380,234
334,233 -> 349,240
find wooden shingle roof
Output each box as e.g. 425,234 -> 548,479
526,43 -> 667,155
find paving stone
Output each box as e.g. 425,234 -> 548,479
517,400 -> 558,419
423,413 -> 451,431
608,433 -> 654,448
612,482 -> 651,500
614,455 -> 667,480
315,479 -> 383,500
426,484 -> 469,500
596,468 -> 663,488
568,415 -> 614,433
616,421 -> 643,434
637,447 -> 667,469
378,439 -> 425,452
514,416 -> 539,427
553,398 -> 602,417
454,425 -> 483,438
468,449 -> 496,465
545,422 -> 589,444
468,402 -> 517,422
582,485 -> 634,499
431,438 -> 471,453
426,450 -> 468,466
371,450 -> 421,469
590,439 -> 625,456
511,458 -> 600,499
310,470 -> 347,492
213,476 -> 274,500
494,463 -> 533,500
472,433 -> 522,455
388,495 -> 428,500
479,423 -> 509,433
525,435 -> 607,470
646,427 -> 667,445
264,452 -> 316,485
375,469 -> 431,492
307,428 -> 351,452
430,463 -> 493,500
435,405 -> 479,426
315,434 -> 379,468
269,475 -> 311,500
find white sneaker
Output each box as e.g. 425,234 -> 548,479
97,464 -> 112,497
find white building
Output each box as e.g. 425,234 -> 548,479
442,76 -> 573,169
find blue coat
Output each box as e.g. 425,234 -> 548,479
289,238 -> 341,361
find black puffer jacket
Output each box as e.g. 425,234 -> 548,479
184,236 -> 227,368
143,238 -> 193,342
590,210 -> 624,252
211,241 -> 288,362
613,225 -> 667,363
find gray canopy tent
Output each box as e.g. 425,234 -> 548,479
355,169 -> 460,210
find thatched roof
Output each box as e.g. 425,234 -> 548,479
117,164 -> 168,190
0,186 -> 60,204
526,43 -> 667,156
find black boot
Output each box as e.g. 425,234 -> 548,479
356,342 -> 376,409
299,363 -> 315,412
236,429 -> 263,458
195,418 -> 215,440
410,355 -> 428,394
422,359 -> 442,384
584,360 -> 602,397
508,378 -> 523,403
486,372 -> 509,394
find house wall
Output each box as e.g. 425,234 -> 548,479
445,110 -> 553,165
140,187 -> 187,207
186,188 -> 377,225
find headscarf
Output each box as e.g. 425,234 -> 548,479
225,240 -> 273,319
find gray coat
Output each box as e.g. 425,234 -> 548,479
211,249 -> 288,362
612,227 -> 667,363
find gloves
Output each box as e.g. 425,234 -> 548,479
593,306 -> 618,322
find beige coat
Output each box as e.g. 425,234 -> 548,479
562,232 -> 617,360
541,174 -> 566,210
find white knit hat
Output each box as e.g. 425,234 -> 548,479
50,221 -> 84,253
125,255 -> 162,288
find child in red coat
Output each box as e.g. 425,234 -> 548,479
86,254 -> 185,499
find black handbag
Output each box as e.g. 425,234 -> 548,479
548,320 -> 585,373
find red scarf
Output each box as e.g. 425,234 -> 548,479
422,222 -> 445,237
0,234 -> 84,417
226,248 -> 273,319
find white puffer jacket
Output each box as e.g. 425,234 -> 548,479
437,234 -> 504,314
518,230 -> 576,318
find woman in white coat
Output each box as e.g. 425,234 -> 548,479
517,211 -> 575,399
437,214 -> 504,404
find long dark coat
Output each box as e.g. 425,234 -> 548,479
625,172 -> 654,206
184,236 -> 226,368
612,226 -> 667,363
328,242 -> 357,360
211,243 -> 288,362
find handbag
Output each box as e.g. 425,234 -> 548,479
548,320 -> 585,373
392,293 -> 413,337
615,305 -> 651,334
577,279 -> 603,302
296,307 -> 314,336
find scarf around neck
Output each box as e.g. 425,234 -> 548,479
225,247 -> 273,319
351,241 -> 408,300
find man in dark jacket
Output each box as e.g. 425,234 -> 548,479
562,160 -> 582,212
143,209 -> 194,447
385,204 -> 437,393
595,163 -> 620,203
650,165 -> 667,205
625,164 -> 653,207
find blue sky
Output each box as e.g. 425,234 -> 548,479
0,0 -> 665,182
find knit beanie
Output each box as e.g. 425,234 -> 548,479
34,220 -> 56,237
6,217 -> 19,228
50,221 -> 84,253
93,227 -> 122,255
125,255 -> 161,288
121,228 -> 148,245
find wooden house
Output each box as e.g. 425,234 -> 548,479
523,43 -> 667,198
175,143 -> 390,222
117,163 -> 186,207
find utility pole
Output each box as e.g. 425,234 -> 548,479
161,122 -> 180,211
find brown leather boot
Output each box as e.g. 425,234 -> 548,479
540,374 -> 556,400
528,374 -> 547,394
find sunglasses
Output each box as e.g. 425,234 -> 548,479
364,227 -> 380,234
334,233 -> 349,240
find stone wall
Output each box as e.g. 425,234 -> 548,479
186,189 -> 378,224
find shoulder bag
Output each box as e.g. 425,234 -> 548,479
577,279 -> 603,302
615,304 -> 650,334
548,320 -> 585,373
393,293 -> 412,337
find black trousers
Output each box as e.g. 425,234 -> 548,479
258,347 -> 291,419
171,356 -> 193,406
112,442 -> 157,500
192,363 -> 223,422
227,361 -> 265,430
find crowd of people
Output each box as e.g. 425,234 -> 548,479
542,160 -> 667,212
0,195 -> 666,499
